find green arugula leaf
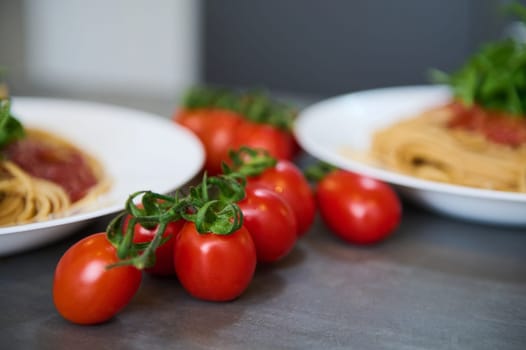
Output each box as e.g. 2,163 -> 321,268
431,3 -> 526,117
0,99 -> 25,150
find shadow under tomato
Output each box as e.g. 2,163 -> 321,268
258,243 -> 308,272
240,266 -> 287,303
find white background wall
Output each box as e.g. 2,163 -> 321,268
1,0 -> 201,116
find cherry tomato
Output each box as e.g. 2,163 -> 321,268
249,160 -> 316,237
174,222 -> 256,302
173,108 -> 211,138
238,183 -> 297,263
316,170 -> 402,244
174,108 -> 246,175
232,121 -> 295,161
132,219 -> 184,276
53,233 -> 142,325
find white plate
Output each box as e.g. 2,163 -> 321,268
0,97 -> 205,256
294,85 -> 526,227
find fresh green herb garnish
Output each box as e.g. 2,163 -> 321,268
431,3 -> 526,117
0,99 -> 25,150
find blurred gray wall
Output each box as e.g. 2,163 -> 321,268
0,0 -> 199,117
203,0 -> 524,97
2,0 -> 525,105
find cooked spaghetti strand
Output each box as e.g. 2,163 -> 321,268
370,105 -> 526,193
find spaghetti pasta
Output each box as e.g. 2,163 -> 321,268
371,104 -> 526,193
0,128 -> 110,227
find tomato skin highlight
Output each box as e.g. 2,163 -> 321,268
238,183 -> 297,263
232,121 -> 295,161
249,160 -> 316,237
53,233 -> 142,325
173,222 -> 257,302
317,170 -> 402,245
132,220 -> 184,276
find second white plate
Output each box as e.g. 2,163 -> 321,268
294,85 -> 526,227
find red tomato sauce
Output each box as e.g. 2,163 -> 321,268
447,102 -> 526,147
5,138 -> 98,202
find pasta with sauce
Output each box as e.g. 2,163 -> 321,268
371,103 -> 526,193
0,113 -> 110,227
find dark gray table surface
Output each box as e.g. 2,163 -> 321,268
1,178 -> 525,350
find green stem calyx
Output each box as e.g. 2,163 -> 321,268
304,161 -> 337,183
222,146 -> 278,178
181,86 -> 297,131
106,172 -> 246,269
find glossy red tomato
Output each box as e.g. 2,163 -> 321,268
132,220 -> 184,276
232,121 -> 295,161
238,183 -> 297,263
53,233 -> 142,325
316,170 -> 402,244
174,108 -> 246,175
173,222 -> 257,302
248,160 -> 316,237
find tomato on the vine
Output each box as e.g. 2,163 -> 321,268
132,219 -> 184,276
173,87 -> 301,175
315,169 -> 402,245
249,159 -> 316,237
53,233 -> 142,325
238,183 -> 297,263
173,222 -> 257,302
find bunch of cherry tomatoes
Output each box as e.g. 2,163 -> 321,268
52,87 -> 402,326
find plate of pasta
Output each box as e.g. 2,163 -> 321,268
294,85 -> 526,227
0,97 -> 205,256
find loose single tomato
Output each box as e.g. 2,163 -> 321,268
174,108 -> 246,175
248,159 -> 316,237
174,222 -> 257,302
132,219 -> 184,276
232,121 -> 295,161
238,183 -> 297,263
53,233 -> 142,325
316,170 -> 402,244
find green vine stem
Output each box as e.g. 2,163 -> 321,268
222,146 -> 278,177
106,172 -> 247,270
303,161 -> 337,183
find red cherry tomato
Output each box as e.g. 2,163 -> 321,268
173,108 -> 210,137
316,170 -> 402,244
132,220 -> 184,276
174,108 -> 246,175
173,222 -> 257,301
53,233 -> 142,325
249,160 -> 316,237
233,121 -> 295,161
238,183 -> 297,263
